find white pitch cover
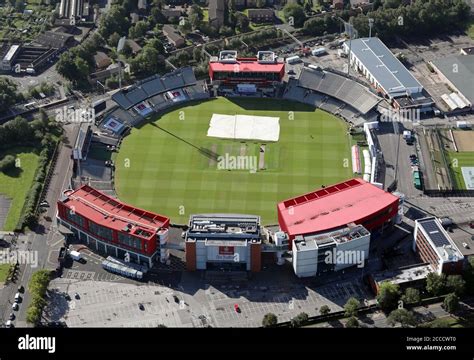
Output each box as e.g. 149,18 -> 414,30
207,114 -> 280,142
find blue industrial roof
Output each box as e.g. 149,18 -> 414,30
346,37 -> 423,98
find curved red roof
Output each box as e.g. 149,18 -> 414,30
278,178 -> 399,237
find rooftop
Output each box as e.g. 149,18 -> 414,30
294,224 -> 370,251
346,37 -> 423,98
416,217 -> 464,263
210,54 -> 284,73
59,185 -> 169,240
372,264 -> 433,286
431,55 -> 474,105
3,44 -> 20,62
278,178 -> 399,236
187,213 -> 261,240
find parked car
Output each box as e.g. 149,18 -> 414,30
234,304 -> 241,313
40,201 -> 49,207
74,293 -> 80,300
18,285 -> 24,293
65,294 -> 71,301
5,320 -> 13,328
14,293 -> 21,303
9,313 -> 15,320
12,303 -> 18,311
138,303 -> 145,311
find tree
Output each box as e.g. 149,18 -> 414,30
147,38 -> 165,54
291,312 -> 309,327
26,306 -> 42,324
464,256 -> 474,295
99,6 -> 130,40
402,288 -> 420,305
376,282 -> 401,312
446,275 -> 465,296
443,293 -> 459,313
0,77 -> 23,113
119,43 -> 133,57
189,4 -> 203,19
344,297 -> 360,317
129,20 -> 148,39
387,308 -> 417,328
426,273 -> 446,296
108,32 -> 121,48
319,305 -> 331,316
262,313 -> 278,327
179,20 -> 193,35
345,316 -> 359,328
15,0 -> 25,12
0,155 -> 16,172
283,3 -> 306,27
235,13 -> 250,32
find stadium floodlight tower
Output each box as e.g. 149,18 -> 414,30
344,20 -> 358,77
368,18 -> 374,38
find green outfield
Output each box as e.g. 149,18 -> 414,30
446,151 -> 474,189
115,97 -> 352,224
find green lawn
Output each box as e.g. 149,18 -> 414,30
446,151 -> 474,189
0,264 -> 10,283
115,97 -> 352,224
0,147 -> 40,231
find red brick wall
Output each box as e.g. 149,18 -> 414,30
185,241 -> 196,271
250,242 -> 261,273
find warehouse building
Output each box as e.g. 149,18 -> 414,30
413,217 -> 464,275
344,37 -> 432,111
430,55 -> 474,110
185,214 -> 262,272
57,185 -> 170,268
1,45 -> 21,71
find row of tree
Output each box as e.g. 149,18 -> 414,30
26,270 -> 53,324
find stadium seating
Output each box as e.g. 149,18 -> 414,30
297,67 -> 380,115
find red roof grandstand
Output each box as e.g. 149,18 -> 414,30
209,57 -> 285,84
278,178 -> 399,240
57,185 -> 169,256
209,59 -> 285,73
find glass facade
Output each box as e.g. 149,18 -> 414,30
117,232 -> 142,250
213,70 -> 280,81
66,211 -> 85,227
89,221 -> 113,240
